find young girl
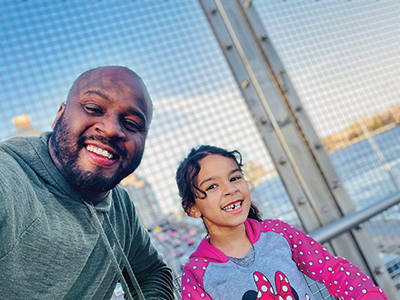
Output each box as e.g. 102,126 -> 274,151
176,145 -> 388,300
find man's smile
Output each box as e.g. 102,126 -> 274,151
86,144 -> 117,160
84,143 -> 121,167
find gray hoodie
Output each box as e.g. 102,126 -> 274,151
0,133 -> 173,300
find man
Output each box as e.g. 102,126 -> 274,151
0,66 -> 174,299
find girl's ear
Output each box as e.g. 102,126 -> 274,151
189,205 -> 202,219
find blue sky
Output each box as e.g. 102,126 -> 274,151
1,1 -> 398,140
0,1 -> 225,137
1,0 -> 398,214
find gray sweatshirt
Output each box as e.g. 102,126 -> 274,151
0,133 -> 173,299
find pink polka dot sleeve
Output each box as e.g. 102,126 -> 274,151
260,220 -> 388,300
181,258 -> 212,299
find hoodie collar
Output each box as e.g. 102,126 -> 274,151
91,191 -> 113,212
189,219 -> 262,262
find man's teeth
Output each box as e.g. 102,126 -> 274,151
86,145 -> 114,159
223,201 -> 242,211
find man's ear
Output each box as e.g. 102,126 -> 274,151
189,205 -> 202,219
52,104 -> 66,129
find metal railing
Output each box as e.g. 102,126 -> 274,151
311,191 -> 400,244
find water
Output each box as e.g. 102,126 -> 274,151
251,125 -> 400,227
331,126 -> 400,210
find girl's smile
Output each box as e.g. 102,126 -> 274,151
221,200 -> 244,213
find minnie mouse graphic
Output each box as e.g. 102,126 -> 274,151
242,271 -> 310,300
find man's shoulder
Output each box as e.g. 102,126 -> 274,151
0,135 -> 46,154
0,135 -> 50,186
0,135 -> 45,166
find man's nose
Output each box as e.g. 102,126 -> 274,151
95,116 -> 126,140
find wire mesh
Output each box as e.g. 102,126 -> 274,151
253,0 -> 400,207
252,1 -> 400,295
1,0 -> 398,298
0,0 -> 300,224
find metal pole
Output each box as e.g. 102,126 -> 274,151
312,190 -> 400,243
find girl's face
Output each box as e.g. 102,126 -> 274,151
190,154 -> 251,235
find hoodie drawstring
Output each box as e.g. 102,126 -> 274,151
85,203 -> 145,300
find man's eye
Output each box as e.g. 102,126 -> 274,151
206,184 -> 217,191
123,119 -> 140,131
85,105 -> 103,115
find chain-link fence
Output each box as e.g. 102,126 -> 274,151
1,0 -> 399,298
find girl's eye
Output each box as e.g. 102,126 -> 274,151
85,105 -> 103,115
231,176 -> 242,182
206,184 -> 217,191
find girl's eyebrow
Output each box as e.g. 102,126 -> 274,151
230,168 -> 241,175
198,167 -> 241,187
199,176 -> 215,188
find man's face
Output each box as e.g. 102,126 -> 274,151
49,67 -> 152,195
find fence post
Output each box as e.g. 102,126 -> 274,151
197,0 -> 398,298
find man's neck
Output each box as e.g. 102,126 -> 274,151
79,189 -> 110,206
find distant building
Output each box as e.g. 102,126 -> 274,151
322,104 -> 400,153
10,113 -> 40,137
120,174 -> 163,229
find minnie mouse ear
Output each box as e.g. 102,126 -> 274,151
241,290 -> 258,300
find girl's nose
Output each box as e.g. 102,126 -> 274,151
224,182 -> 239,196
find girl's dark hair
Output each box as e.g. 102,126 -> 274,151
175,145 -> 262,222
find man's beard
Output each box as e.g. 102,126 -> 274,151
50,113 -> 144,193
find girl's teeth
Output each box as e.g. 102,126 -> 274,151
223,202 -> 242,211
